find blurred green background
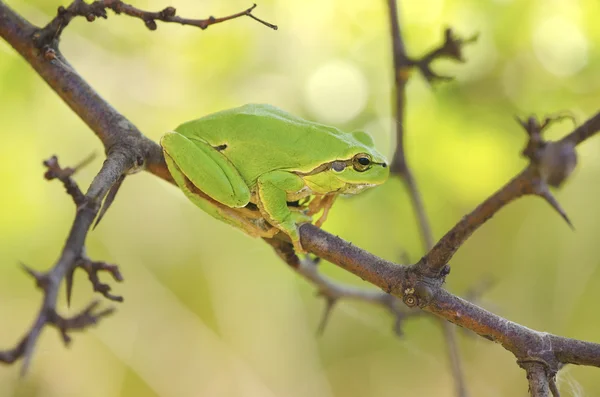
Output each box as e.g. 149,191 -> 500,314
1,0 -> 600,395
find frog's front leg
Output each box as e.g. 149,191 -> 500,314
256,171 -> 311,252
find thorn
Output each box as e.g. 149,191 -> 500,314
60,330 -> 72,346
393,315 -> 404,337
399,250 -> 410,264
65,268 -> 75,308
20,262 -> 48,290
93,174 -> 125,229
316,296 -> 337,336
537,186 -> 574,230
72,152 -> 97,172
20,352 -> 32,378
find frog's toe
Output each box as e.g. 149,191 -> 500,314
292,238 -> 306,254
289,210 -> 312,225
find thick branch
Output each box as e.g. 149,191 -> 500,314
553,336 -> 600,367
299,224 -> 600,370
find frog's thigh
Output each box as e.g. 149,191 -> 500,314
162,132 -> 250,207
256,171 -> 307,241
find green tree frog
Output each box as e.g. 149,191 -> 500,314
160,104 -> 389,252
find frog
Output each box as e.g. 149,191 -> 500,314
160,103 -> 389,252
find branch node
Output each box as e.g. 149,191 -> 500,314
517,114 -> 578,188
144,19 -> 157,31
160,7 -> 177,18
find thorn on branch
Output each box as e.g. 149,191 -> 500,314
410,28 -> 479,84
94,173 -> 125,229
533,183 -> 574,229
20,263 -> 50,291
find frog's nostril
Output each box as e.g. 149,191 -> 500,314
382,163 -> 387,168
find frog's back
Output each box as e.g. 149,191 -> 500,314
175,104 -> 370,184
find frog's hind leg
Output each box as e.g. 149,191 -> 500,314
256,171 -> 310,252
161,132 -> 250,207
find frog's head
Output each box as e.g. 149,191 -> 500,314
330,129 -> 390,192
299,129 -> 389,195
328,149 -> 389,194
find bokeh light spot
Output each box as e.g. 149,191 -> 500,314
533,16 -> 588,77
304,60 -> 368,124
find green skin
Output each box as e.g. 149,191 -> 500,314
160,103 -> 389,252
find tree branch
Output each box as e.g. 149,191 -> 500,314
386,2 -> 471,395
3,2 -> 600,395
35,0 -> 276,47
420,112 -> 600,276
299,224 -> 600,369
0,0 -> 278,373
0,153 -> 131,373
265,238 -> 420,336
521,362 -> 555,397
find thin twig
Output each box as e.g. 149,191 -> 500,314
33,0 -> 276,47
386,1 -> 469,395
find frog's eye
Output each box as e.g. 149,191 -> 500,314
352,153 -> 372,172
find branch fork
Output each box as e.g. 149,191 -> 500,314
0,155 -> 127,373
